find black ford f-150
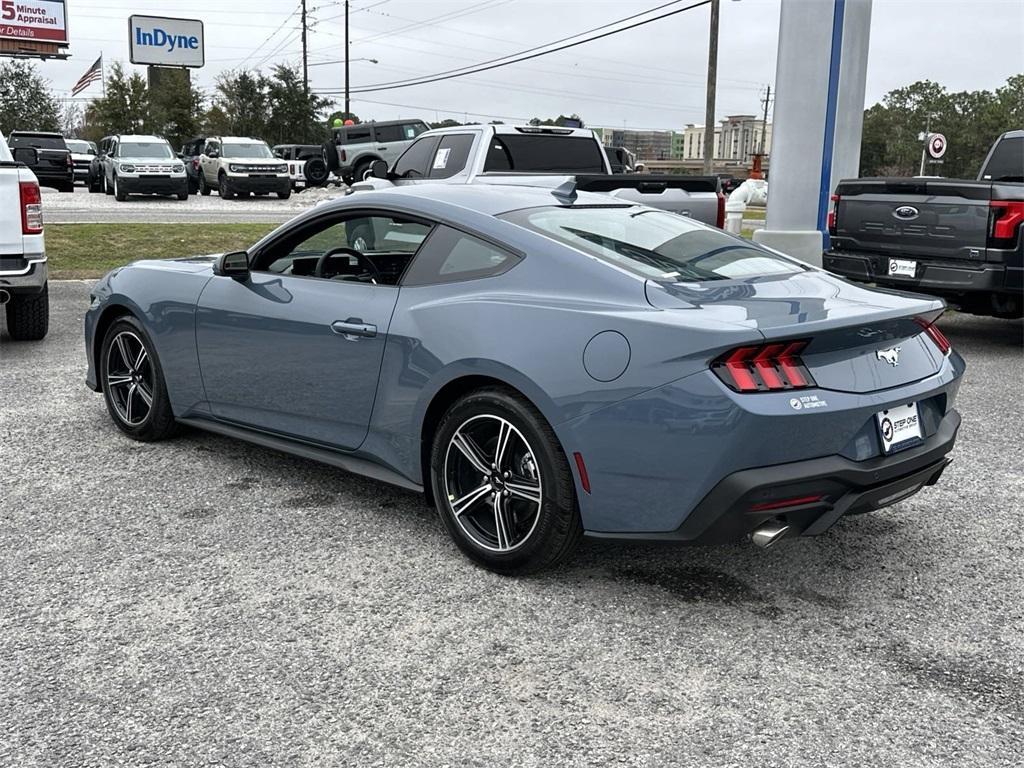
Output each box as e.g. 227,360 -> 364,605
824,130 -> 1023,318
7,131 -> 74,193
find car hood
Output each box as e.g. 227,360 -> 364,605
645,268 -> 944,336
117,155 -> 179,164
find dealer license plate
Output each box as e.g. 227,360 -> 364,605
876,402 -> 923,454
887,258 -> 917,278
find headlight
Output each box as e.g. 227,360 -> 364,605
229,164 -> 244,173
119,164 -> 135,173
278,165 -> 289,173
173,164 -> 185,173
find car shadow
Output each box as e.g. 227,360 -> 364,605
940,313 -> 1023,350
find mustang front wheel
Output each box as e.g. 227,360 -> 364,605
431,388 -> 582,574
100,317 -> 177,441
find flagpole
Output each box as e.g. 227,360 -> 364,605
101,52 -> 105,97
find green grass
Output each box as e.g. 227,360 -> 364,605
46,223 -> 277,279
742,206 -> 766,221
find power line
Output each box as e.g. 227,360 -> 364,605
349,0 -> 713,95
237,1 -> 302,70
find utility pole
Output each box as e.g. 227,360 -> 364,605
301,0 -> 309,94
702,0 -> 720,175
344,0 -> 351,118
918,113 -> 932,176
759,84 -> 771,154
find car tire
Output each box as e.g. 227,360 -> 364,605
99,316 -> 178,442
304,157 -> 329,186
88,174 -> 102,193
429,387 -> 583,574
113,175 -> 128,201
4,282 -> 49,341
104,175 -> 114,195
347,220 -> 375,251
321,141 -> 340,174
277,188 -> 291,200
353,159 -> 372,183
59,182 -> 75,193
177,190 -> 189,201
218,173 -> 234,200
198,173 -> 211,196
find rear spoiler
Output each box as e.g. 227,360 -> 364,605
834,177 -> 994,200
575,174 -> 721,195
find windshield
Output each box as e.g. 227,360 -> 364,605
121,142 -> 173,159
501,206 -> 806,283
223,142 -> 274,159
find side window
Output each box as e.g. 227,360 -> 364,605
340,127 -> 374,145
428,134 -> 474,179
402,226 -> 520,286
393,136 -> 441,179
404,122 -> 428,139
373,124 -> 405,143
254,214 -> 434,285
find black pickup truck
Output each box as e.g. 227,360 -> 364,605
825,130 -> 1023,318
7,131 -> 75,193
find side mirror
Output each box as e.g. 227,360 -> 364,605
12,147 -> 38,165
208,149 -> 220,159
88,149 -> 97,156
369,159 -> 389,179
214,251 -> 250,281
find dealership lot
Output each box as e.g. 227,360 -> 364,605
1,281 -> 1021,766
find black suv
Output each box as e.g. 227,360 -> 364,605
179,136 -> 206,194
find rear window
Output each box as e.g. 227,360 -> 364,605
484,135 -> 605,173
981,136 -> 1023,182
500,206 -> 805,283
10,134 -> 66,150
337,127 -> 373,145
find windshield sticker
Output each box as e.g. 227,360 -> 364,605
433,148 -> 451,169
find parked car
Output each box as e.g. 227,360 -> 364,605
0,130 -> 48,340
90,135 -> 188,201
7,131 -> 74,193
355,124 -> 725,231
178,136 -> 206,194
323,119 -> 430,184
272,144 -> 331,191
65,138 -> 97,186
825,130 -> 1024,318
197,136 -> 290,199
83,184 -> 963,574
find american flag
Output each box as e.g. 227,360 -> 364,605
71,56 -> 103,97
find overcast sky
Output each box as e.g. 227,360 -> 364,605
33,0 -> 1024,130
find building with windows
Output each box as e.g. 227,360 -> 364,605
680,116 -> 772,162
595,128 -> 675,161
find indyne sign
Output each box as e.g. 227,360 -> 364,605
0,0 -> 69,43
128,15 -> 204,68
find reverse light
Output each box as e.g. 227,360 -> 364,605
914,317 -> 952,356
20,180 -> 42,234
712,340 -> 816,392
827,194 -> 840,235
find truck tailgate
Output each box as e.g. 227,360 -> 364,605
833,179 -> 991,260
576,174 -> 722,226
0,166 -> 22,255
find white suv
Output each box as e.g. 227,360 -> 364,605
97,135 -> 189,201
198,137 -> 291,199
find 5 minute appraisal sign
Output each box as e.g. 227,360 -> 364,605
1,0 -> 69,43
129,15 -> 204,68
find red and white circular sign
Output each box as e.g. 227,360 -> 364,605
927,133 -> 947,159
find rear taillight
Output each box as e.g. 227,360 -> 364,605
712,340 -> 816,392
827,194 -> 840,235
716,190 -> 725,229
20,180 -> 43,234
914,317 -> 951,356
989,200 -> 1024,247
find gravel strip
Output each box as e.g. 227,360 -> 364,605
1,283 -> 1022,766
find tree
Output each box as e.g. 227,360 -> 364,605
327,110 -> 360,126
214,70 -> 270,138
148,68 -> 204,148
264,64 -> 331,144
84,62 -> 149,141
529,113 -> 583,128
0,60 -> 60,135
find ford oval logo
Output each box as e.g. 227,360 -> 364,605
893,205 -> 919,221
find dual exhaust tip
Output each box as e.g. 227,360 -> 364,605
752,520 -> 791,549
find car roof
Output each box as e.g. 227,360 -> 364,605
118,135 -> 167,142
341,182 -> 632,217
214,136 -> 266,143
420,124 -> 596,140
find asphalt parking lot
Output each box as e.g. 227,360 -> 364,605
2,281 -> 1022,767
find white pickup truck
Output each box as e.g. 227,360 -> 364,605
354,124 -> 725,227
0,130 -> 48,341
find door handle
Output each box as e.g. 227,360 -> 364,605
377,146 -> 388,151
331,318 -> 377,339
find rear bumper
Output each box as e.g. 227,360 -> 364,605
609,409 -> 960,544
119,176 -> 188,195
0,258 -> 47,293
824,249 -> 1022,296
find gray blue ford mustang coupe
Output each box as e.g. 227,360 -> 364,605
84,184 -> 964,573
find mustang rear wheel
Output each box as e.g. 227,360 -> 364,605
100,317 -> 177,441
430,388 -> 582,574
